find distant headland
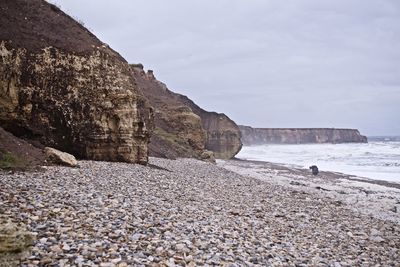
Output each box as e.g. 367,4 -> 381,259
239,126 -> 368,145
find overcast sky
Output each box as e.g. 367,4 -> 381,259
50,0 -> 400,136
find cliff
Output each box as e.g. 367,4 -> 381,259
239,126 -> 367,145
177,95 -> 242,159
0,0 -> 153,164
130,64 -> 209,160
131,64 -> 242,159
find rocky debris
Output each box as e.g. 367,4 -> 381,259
131,64 -> 242,160
0,158 -> 399,266
0,0 -> 153,164
200,150 -> 216,163
239,126 -> 368,145
219,159 -> 400,224
44,147 -> 77,167
0,217 -> 34,266
0,127 -> 46,170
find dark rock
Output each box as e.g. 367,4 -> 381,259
0,126 -> 46,170
309,165 -> 319,175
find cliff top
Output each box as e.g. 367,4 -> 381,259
0,0 -> 124,60
239,125 -> 361,131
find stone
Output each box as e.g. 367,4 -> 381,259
0,0 -> 153,165
45,147 -> 78,167
0,218 -> 34,266
200,150 -> 216,163
175,243 -> 188,253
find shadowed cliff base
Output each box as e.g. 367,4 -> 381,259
131,64 -> 242,160
0,0 -> 153,164
239,126 -> 367,145
0,127 -> 46,170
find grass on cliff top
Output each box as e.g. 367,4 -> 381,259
154,128 -> 184,145
154,127 -> 192,154
0,150 -> 29,170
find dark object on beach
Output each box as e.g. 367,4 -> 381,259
309,165 -> 319,175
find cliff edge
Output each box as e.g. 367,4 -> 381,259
131,64 -> 242,159
0,0 -> 153,164
239,126 -> 367,145
177,95 -> 242,159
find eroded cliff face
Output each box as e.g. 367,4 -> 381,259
0,0 -> 153,164
239,126 -> 368,145
130,65 -> 209,160
176,96 -> 242,159
131,64 -> 242,160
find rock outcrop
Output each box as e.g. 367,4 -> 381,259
177,95 -> 242,159
239,126 -> 368,145
0,0 -> 153,164
131,64 -> 242,159
0,217 -> 34,266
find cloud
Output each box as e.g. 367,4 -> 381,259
50,0 -> 400,135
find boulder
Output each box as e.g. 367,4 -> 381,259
200,150 -> 216,163
0,217 -> 34,266
45,147 -> 77,167
0,0 -> 153,164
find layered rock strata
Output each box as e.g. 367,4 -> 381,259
131,64 -> 241,159
0,0 -> 153,164
177,95 -> 242,159
239,126 -> 368,145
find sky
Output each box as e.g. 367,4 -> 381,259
49,0 -> 400,136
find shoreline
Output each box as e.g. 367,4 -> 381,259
232,157 -> 400,190
218,158 -> 400,224
1,157 -> 399,266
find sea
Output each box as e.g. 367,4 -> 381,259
237,138 -> 400,183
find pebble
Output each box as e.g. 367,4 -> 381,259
0,158 -> 399,266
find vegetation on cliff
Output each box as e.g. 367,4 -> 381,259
131,64 -> 242,160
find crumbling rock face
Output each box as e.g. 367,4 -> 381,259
177,96 -> 242,159
131,64 -> 242,159
131,65 -> 209,160
239,126 -> 368,145
0,0 -> 153,164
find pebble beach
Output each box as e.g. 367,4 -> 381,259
1,158 -> 400,266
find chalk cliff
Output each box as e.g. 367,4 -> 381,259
131,64 -> 242,159
0,0 -> 153,164
239,126 -> 367,145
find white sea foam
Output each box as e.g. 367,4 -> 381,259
237,141 -> 400,183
